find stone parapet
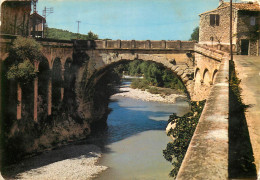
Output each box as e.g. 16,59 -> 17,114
76,40 -> 195,51
195,44 -> 229,62
177,57 -> 229,179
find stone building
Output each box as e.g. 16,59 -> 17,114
199,1 -> 260,56
30,12 -> 46,38
0,0 -> 31,36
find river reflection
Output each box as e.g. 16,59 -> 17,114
91,83 -> 190,180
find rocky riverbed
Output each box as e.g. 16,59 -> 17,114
3,144 -> 107,180
113,86 -> 186,104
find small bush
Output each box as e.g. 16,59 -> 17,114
131,79 -> 149,90
148,87 -> 160,94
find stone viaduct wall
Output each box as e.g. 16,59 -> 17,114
192,44 -> 228,100
0,37 -> 228,122
177,49 -> 230,180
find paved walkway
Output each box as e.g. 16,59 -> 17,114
233,55 -> 260,175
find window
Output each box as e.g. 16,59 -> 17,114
210,14 -> 220,26
250,17 -> 256,26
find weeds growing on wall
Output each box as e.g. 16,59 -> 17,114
228,60 -> 256,178
163,100 -> 205,178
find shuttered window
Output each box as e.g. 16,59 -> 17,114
216,15 -> 220,26
210,14 -> 215,26
210,14 -> 220,26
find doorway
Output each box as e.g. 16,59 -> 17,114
241,39 -> 249,55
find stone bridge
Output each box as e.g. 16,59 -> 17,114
0,35 -> 227,121
0,35 -> 231,179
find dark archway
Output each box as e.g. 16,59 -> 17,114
64,58 -> 73,101
38,57 -> 50,120
52,58 -> 62,112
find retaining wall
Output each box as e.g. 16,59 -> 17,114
177,56 -> 229,179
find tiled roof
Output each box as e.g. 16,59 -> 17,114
199,2 -> 260,16
30,12 -> 46,23
222,2 -> 260,11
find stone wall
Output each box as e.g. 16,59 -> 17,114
0,1 -> 31,36
177,55 -> 230,180
236,11 -> 260,56
199,6 -> 236,45
78,40 -> 195,50
192,44 -> 228,101
199,4 -> 260,56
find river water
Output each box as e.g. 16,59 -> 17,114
92,81 -> 190,180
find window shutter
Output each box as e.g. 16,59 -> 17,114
210,14 -> 215,26
216,15 -> 220,26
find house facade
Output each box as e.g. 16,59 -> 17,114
199,1 -> 260,56
30,12 -> 46,38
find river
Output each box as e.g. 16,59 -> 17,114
91,80 -> 190,180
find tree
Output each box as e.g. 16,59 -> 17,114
6,37 -> 43,84
86,31 -> 99,40
189,26 -> 199,41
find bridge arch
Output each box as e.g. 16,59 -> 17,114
89,58 -> 190,97
52,57 -> 62,112
195,68 -> 201,84
64,58 -> 73,100
38,57 -> 50,120
212,69 -> 218,84
203,69 -> 211,86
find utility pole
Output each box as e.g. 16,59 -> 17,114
76,20 -> 81,39
230,0 -> 233,61
42,7 -> 54,38
32,0 -> 38,37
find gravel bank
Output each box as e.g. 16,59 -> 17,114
113,86 -> 186,104
3,144 -> 107,180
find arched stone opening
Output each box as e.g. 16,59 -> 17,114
38,57 -> 50,120
80,59 -> 190,129
203,69 -> 211,86
52,58 -> 62,112
212,70 -> 218,84
64,58 -> 73,100
195,68 -> 201,84
2,58 -> 17,121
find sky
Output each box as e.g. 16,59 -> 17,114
36,0 -> 242,40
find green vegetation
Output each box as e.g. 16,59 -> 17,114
229,61 -> 256,178
117,60 -> 186,93
6,37 -> 43,84
163,100 -> 205,178
45,27 -> 98,40
189,26 -> 199,41
7,60 -> 36,83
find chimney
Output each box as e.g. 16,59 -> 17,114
219,0 -> 224,5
